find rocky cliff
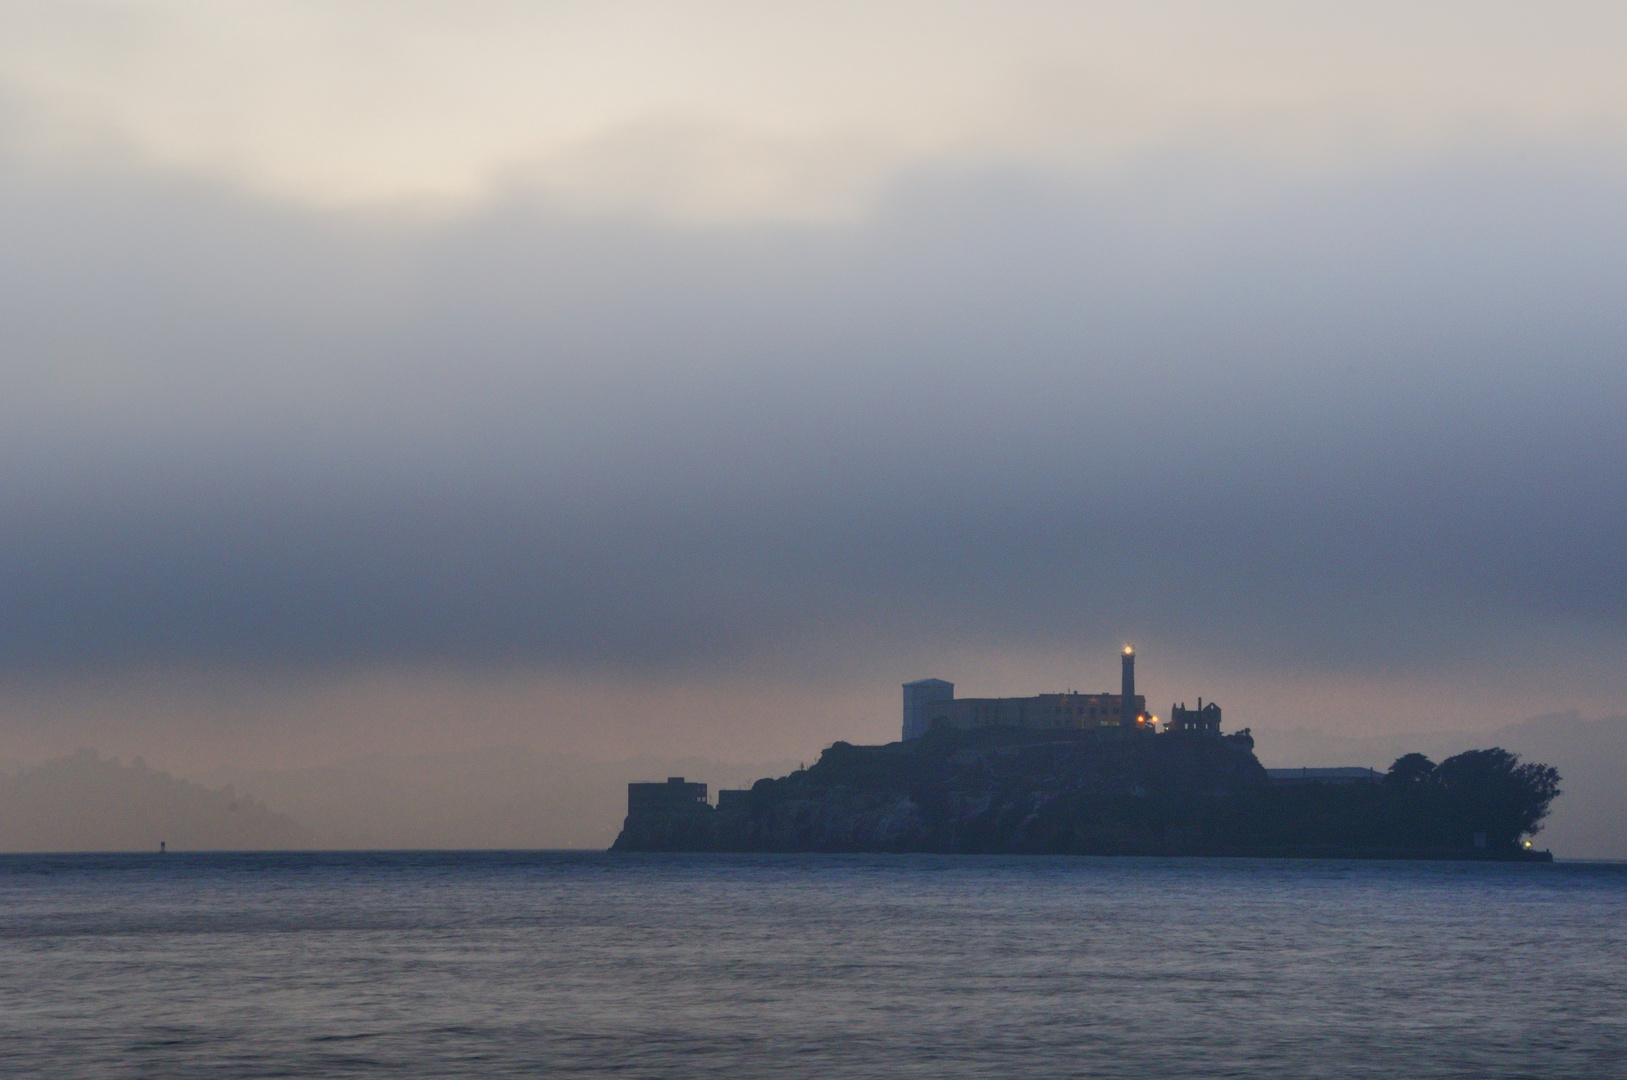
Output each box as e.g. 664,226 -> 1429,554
612,725 -> 1273,855
612,725 -> 1560,858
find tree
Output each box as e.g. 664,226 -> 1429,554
1433,748 -> 1562,847
1385,753 -> 1436,786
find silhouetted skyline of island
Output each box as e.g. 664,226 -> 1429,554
615,651 -> 1562,859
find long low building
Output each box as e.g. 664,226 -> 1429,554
1266,767 -> 1383,786
910,691 -> 1145,737
903,649 -> 1149,739
627,777 -> 709,813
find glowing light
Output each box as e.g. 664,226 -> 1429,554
1123,646 -> 1134,655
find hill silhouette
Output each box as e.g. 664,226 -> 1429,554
0,750 -> 313,852
614,727 -> 1559,857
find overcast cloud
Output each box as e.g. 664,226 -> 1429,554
0,3 -> 1624,767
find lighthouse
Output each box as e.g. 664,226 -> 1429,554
1120,647 -> 1136,726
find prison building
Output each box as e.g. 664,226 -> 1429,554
917,691 -> 1145,734
902,649 -> 1155,739
715,789 -> 750,812
1265,767 -> 1383,786
627,777 -> 709,815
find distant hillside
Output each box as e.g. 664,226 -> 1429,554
0,750 -> 314,852
1252,712 -> 1627,859
208,747 -> 800,850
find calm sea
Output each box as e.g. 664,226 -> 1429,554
0,852 -> 1621,1079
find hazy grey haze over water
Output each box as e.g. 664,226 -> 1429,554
1,852 -> 1622,1078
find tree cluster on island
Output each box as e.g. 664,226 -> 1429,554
1378,749 -> 1561,848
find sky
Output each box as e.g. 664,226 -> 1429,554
1,2 -> 1625,773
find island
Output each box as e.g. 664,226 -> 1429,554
612,650 -> 1561,859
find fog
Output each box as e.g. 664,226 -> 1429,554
0,5 -> 1623,849
4,148 -> 1623,738
0,750 -> 311,852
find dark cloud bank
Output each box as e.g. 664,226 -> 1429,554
1,140 -> 1624,701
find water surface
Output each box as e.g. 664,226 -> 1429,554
0,852 -> 1621,1078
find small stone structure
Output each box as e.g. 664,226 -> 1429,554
1167,699 -> 1222,735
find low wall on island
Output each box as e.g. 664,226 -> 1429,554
610,726 -> 1558,860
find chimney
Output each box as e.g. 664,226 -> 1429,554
1120,647 -> 1136,727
